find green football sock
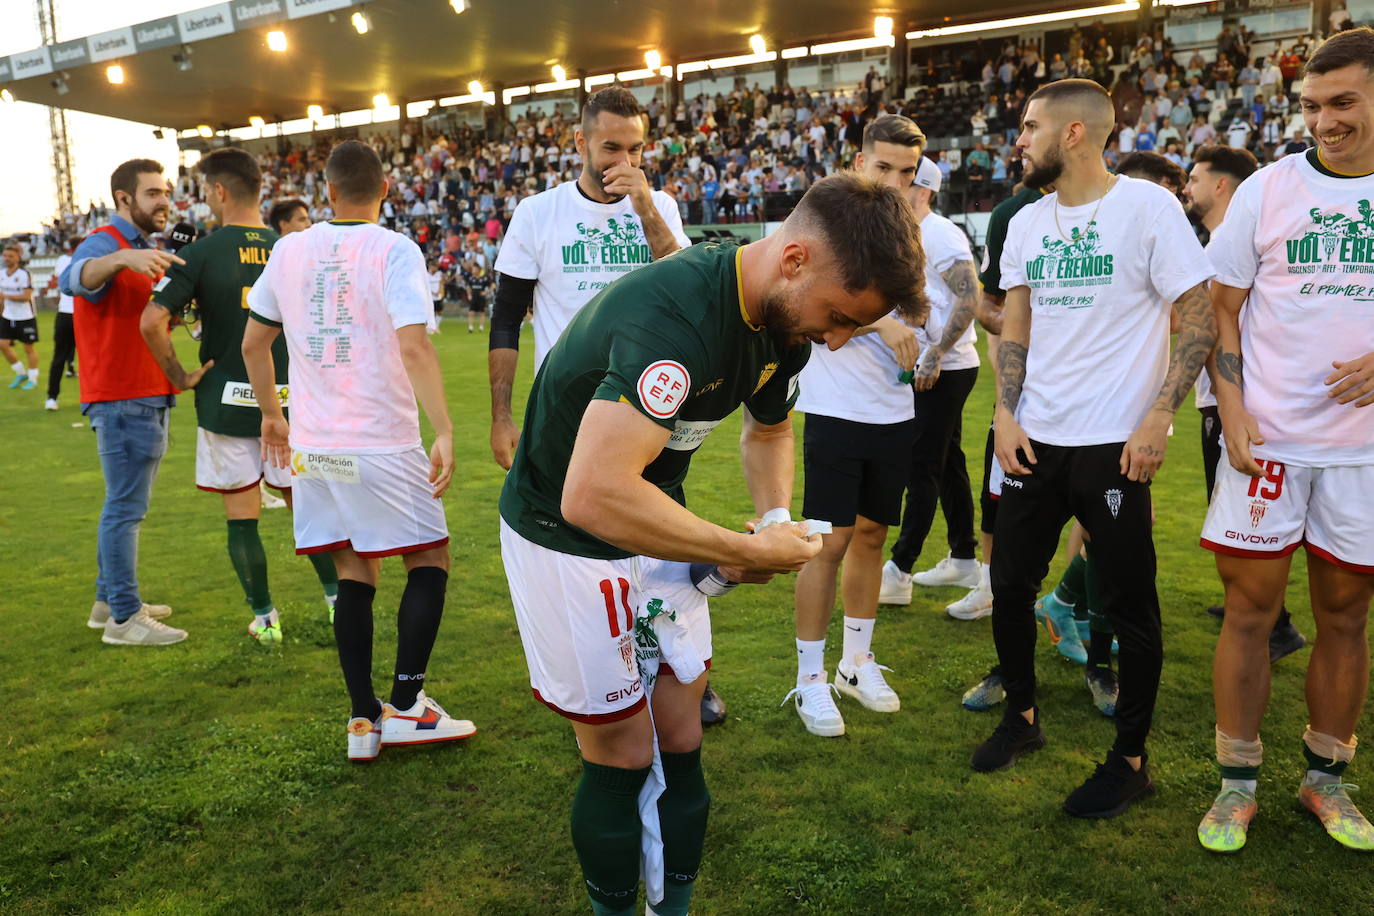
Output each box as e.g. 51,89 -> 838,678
1082,543 -> 1114,665
572,760 -> 649,916
226,518 -> 272,615
1053,553 -> 1086,607
308,551 -> 339,597
653,747 -> 710,916
1303,740 -> 1351,779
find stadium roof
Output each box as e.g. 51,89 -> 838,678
0,0 -> 1117,131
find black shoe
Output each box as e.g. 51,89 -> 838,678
971,707 -> 1045,772
1205,604 -> 1225,619
700,682 -> 727,726
1269,620 -> 1307,663
1063,750 -> 1154,818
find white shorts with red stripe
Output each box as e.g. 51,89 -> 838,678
499,519 -> 713,723
291,447 -> 449,558
1200,456 -> 1374,573
196,428 -> 292,494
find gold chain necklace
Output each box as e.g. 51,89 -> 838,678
1054,175 -> 1117,243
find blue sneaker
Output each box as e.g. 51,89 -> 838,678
962,666 -> 1005,711
1035,593 -> 1087,665
7,374 -> 24,389
20,378 -> 35,390
1085,666 -> 1118,717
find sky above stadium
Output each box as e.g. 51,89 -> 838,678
0,0 -> 189,236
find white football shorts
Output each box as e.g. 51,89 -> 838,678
196,427 -> 292,493
1201,455 -> 1374,572
292,447 -> 449,558
499,519 -> 713,723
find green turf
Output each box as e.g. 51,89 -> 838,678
2,312 -> 1370,914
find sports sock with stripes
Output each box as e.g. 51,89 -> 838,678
654,746 -> 710,916
390,566 -> 448,710
307,552 -> 339,600
226,519 -> 272,615
334,579 -> 381,721
572,760 -> 649,916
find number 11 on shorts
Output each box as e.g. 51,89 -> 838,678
598,578 -> 633,637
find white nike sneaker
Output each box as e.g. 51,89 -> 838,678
878,560 -> 913,605
380,691 -> 477,747
947,584 -> 993,620
835,653 -> 900,712
912,554 -> 981,588
88,600 -> 172,629
101,607 -> 188,646
347,704 -> 384,763
782,672 -> 846,737
44,398 -> 58,411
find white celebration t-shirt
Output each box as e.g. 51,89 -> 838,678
1000,175 -> 1214,446
795,311 -> 918,425
0,267 -> 34,321
495,180 -> 690,366
1205,151 -> 1374,467
247,221 -> 435,454
917,211 -> 980,372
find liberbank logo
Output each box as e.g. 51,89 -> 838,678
560,216 -> 651,272
1025,220 -> 1114,290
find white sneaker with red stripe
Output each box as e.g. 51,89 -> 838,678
347,704 -> 384,763
380,691 -> 477,747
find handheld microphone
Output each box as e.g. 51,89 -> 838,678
166,222 -> 196,252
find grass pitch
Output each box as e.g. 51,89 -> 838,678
2,313 -> 1371,914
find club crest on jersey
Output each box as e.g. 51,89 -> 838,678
637,361 -> 690,418
1249,499 -> 1268,529
1105,488 -> 1123,519
753,362 -> 779,394
1286,200 -> 1374,280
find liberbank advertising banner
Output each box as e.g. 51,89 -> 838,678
0,0 -> 354,86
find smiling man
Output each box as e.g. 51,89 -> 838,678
498,173 -> 923,916
1198,26 -> 1374,854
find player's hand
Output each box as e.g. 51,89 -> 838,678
602,163 -> 652,205
1120,410 -> 1170,483
260,415 -> 291,469
119,248 -> 185,277
428,432 -> 454,498
877,320 -> 919,371
714,565 -> 775,585
993,407 -> 1036,476
745,521 -> 822,573
1325,353 -> 1374,407
1218,402 -> 1266,477
914,347 -> 942,391
490,416 -> 520,470
178,358 -> 215,390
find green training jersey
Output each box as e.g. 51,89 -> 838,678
151,224 -> 290,438
978,185 -> 1043,297
500,241 -> 810,560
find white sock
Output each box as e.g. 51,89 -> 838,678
979,562 -> 991,588
842,616 -> 874,666
951,556 -> 979,570
796,637 -> 826,683
1221,777 -> 1257,794
325,592 -> 337,607
27,368 -> 38,382
255,610 -> 274,627
1304,769 -> 1341,787
9,361 -> 22,375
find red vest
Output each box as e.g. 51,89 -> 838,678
73,225 -> 179,404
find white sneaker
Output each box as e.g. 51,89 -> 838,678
44,398 -> 58,411
380,691 -> 477,746
782,672 -> 845,737
260,481 -> 287,509
878,560 -> 913,605
88,600 -> 173,630
835,653 -> 900,712
946,584 -> 993,620
912,554 -> 981,588
347,704 -> 384,763
101,607 -> 188,645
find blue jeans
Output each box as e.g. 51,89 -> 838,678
87,399 -> 169,622
703,198 -> 718,224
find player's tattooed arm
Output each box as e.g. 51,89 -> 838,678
1213,348 -> 1243,389
996,341 -> 1027,411
1150,280 -> 1218,415
632,193 -> 682,260
138,302 -> 213,389
976,291 -> 1005,336
916,260 -> 980,390
1206,281 -> 1250,410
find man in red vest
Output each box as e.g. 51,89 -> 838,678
60,158 -> 200,646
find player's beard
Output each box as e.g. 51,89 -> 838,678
129,198 -> 170,235
759,287 -> 805,350
1023,143 -> 1065,191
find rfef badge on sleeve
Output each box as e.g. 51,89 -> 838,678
637,361 -> 690,419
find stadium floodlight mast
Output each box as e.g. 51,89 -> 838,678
266,30 -> 288,52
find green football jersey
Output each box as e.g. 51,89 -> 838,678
500,241 -> 810,560
151,224 -> 290,438
978,185 -> 1043,297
